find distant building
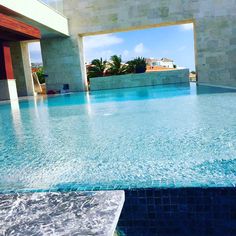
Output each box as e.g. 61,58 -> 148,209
31,62 -> 43,68
146,58 -> 174,69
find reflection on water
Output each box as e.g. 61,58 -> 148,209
41,83 -> 236,108
0,82 -> 236,192
10,100 -> 23,140
5,83 -> 235,110
194,83 -> 236,95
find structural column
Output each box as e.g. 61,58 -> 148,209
40,37 -> 86,92
10,41 -> 35,97
0,41 -> 18,101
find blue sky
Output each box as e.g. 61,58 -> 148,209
29,23 -> 195,71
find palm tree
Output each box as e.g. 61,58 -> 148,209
126,60 -> 136,73
87,58 -> 107,79
132,57 -> 147,73
107,55 -> 128,75
127,57 -> 147,73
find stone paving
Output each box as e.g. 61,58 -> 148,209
0,190 -> 125,236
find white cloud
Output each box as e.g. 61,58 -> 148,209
122,50 -> 130,60
28,42 -> 42,63
85,50 -> 115,63
134,43 -> 147,54
177,46 -> 187,52
100,50 -> 114,60
123,50 -> 129,57
84,34 -> 124,62
180,23 -> 193,31
28,42 -> 41,52
84,34 -> 124,50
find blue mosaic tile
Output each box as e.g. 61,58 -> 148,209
117,187 -> 236,236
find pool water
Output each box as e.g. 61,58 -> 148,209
0,83 -> 236,192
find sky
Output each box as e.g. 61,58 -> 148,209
29,42 -> 42,63
29,23 -> 195,71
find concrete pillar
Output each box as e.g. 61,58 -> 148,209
40,36 -> 86,92
0,41 -> 18,101
10,41 -> 35,97
195,16 -> 236,88
0,79 -> 18,101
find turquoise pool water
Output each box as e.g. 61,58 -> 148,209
0,83 -> 236,192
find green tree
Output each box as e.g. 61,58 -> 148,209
107,55 -> 128,75
36,67 -> 45,84
87,58 -> 107,79
127,57 -> 147,73
126,60 -> 136,73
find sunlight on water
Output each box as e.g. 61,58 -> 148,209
0,83 -> 236,192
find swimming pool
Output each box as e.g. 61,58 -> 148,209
0,83 -> 236,193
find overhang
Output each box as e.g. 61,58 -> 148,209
0,13 -> 41,41
0,0 -> 69,38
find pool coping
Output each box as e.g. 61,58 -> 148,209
0,190 -> 125,236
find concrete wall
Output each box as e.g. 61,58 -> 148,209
3,0 -> 235,100
59,0 -> 236,89
40,37 -> 86,92
90,69 -> 189,91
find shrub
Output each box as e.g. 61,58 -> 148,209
36,67 -> 45,84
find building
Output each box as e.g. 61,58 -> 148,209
146,58 -> 175,69
0,0 -> 235,101
0,0 -> 69,100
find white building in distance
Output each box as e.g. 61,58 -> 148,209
146,58 -> 174,69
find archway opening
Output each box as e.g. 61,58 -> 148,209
28,42 -> 46,95
82,22 -> 196,91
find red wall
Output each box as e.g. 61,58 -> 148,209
0,41 -> 14,80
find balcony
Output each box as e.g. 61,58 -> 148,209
0,0 -> 69,36
39,0 -> 64,14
